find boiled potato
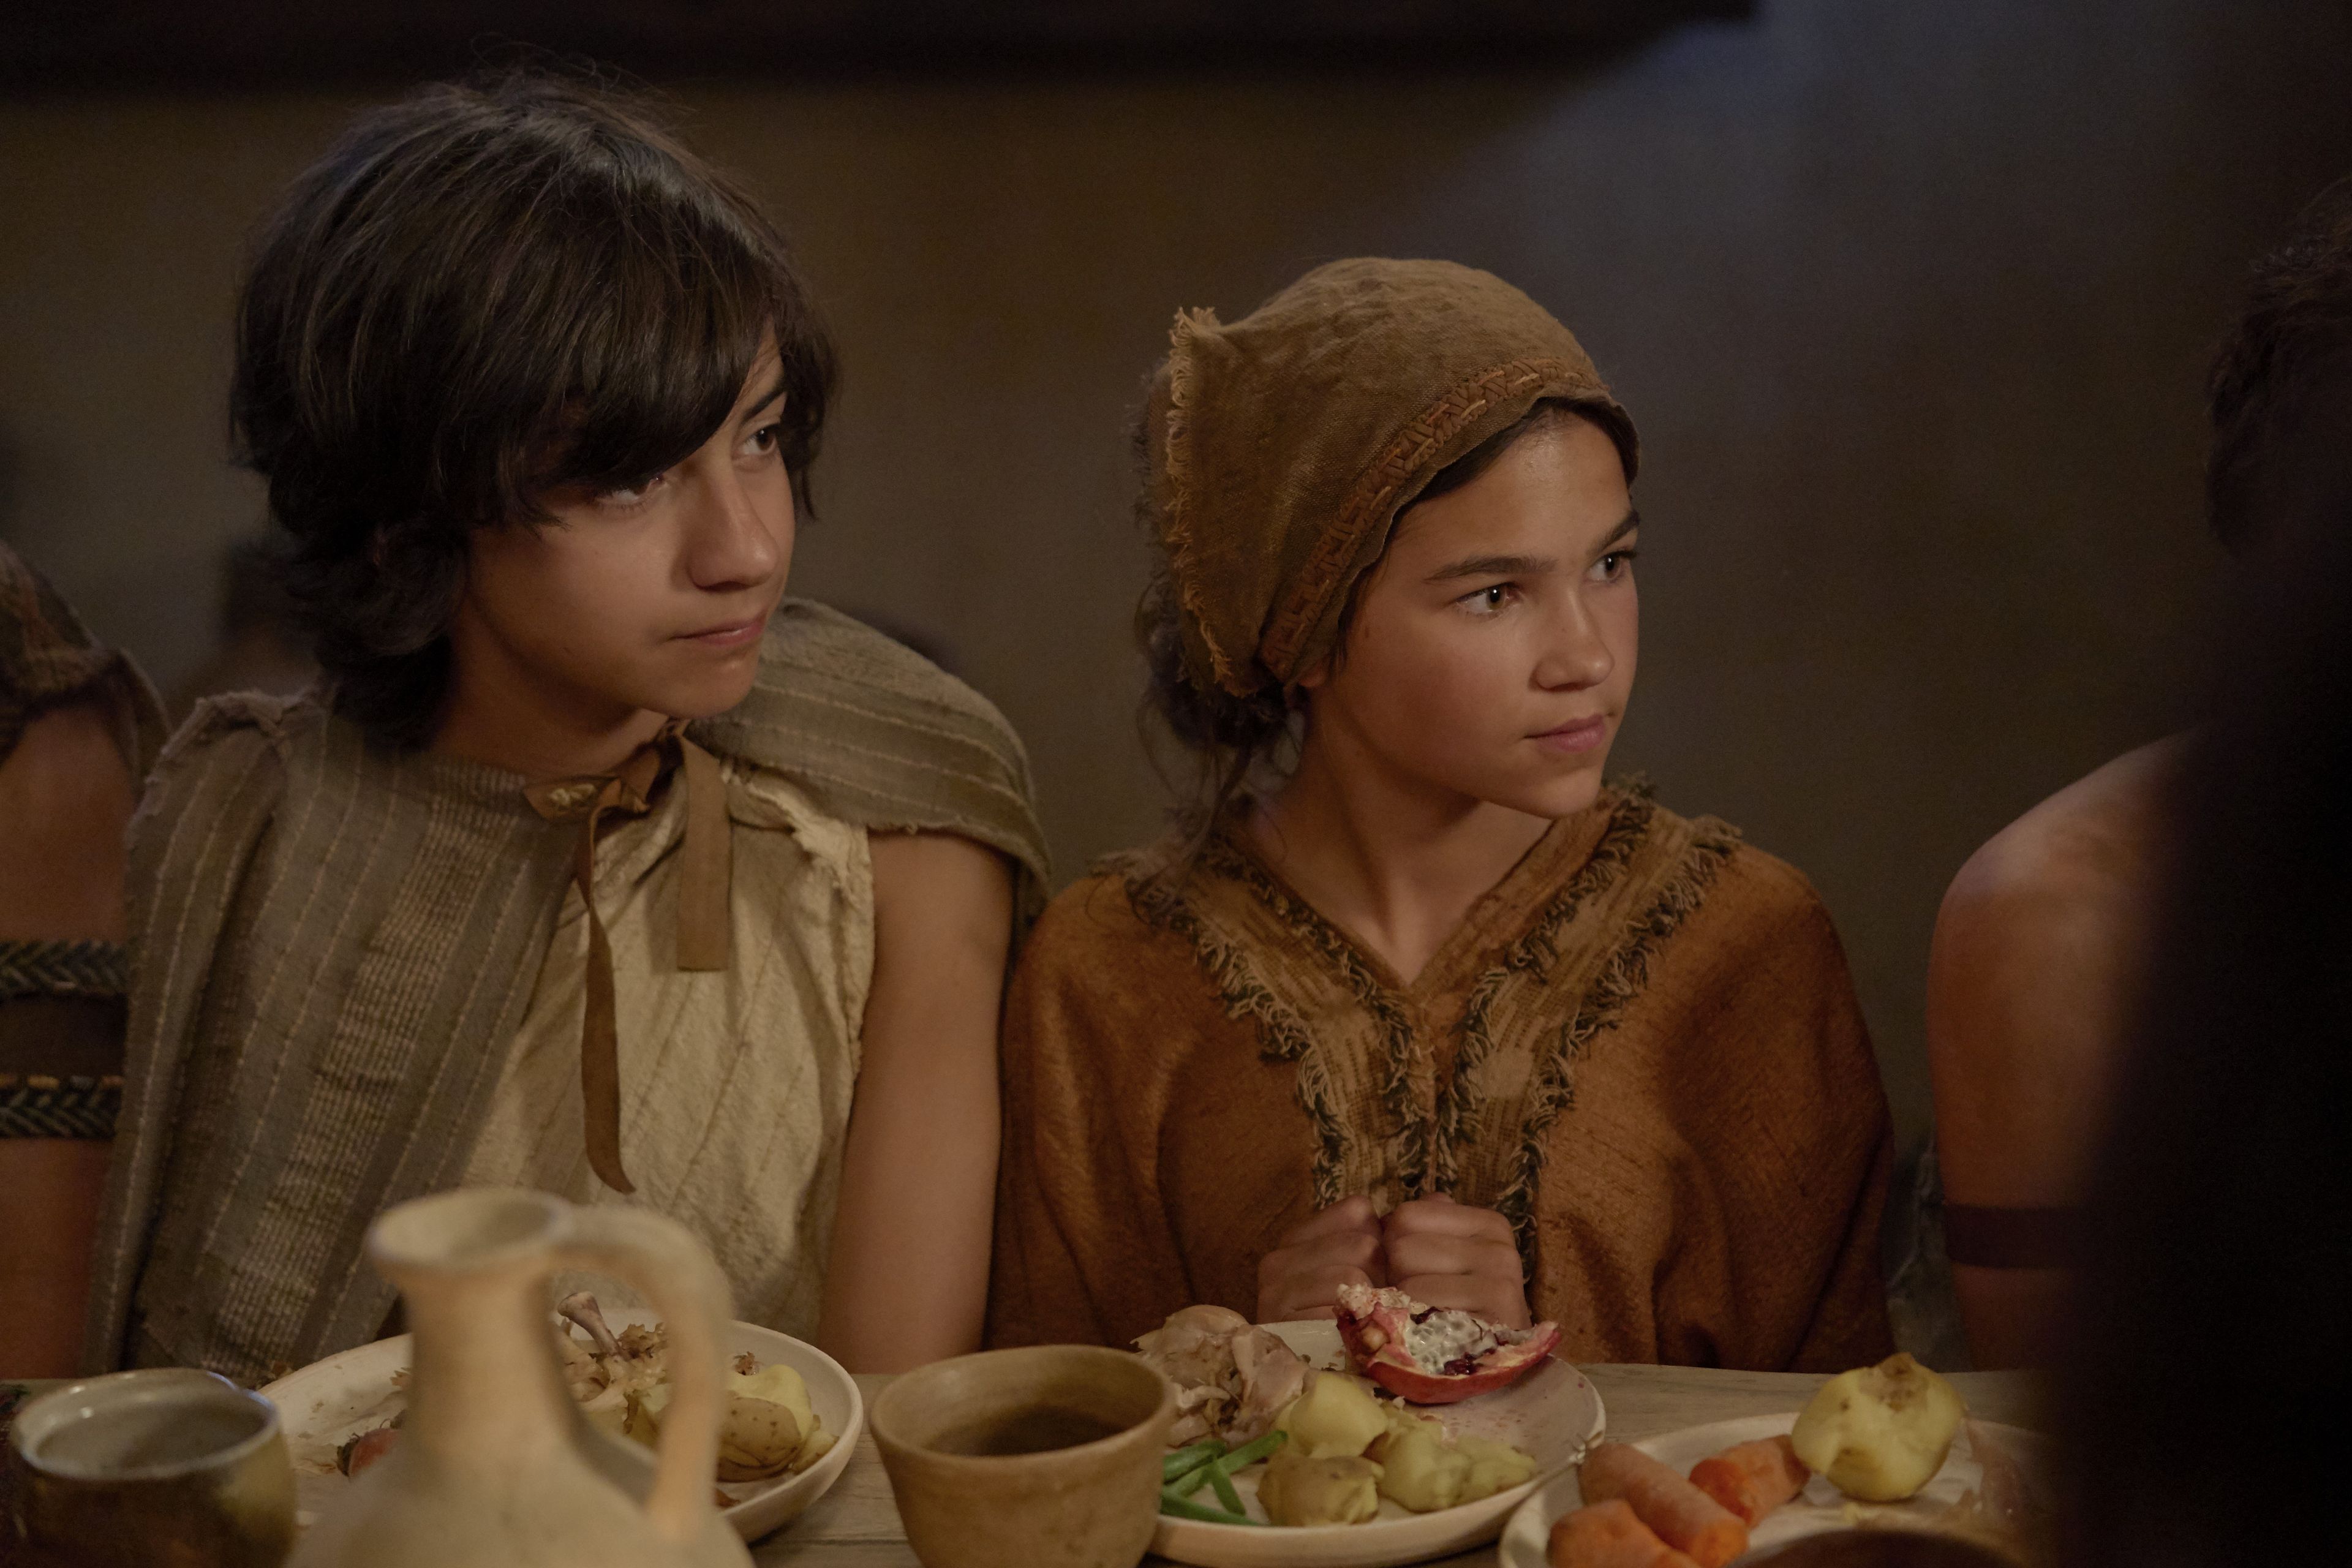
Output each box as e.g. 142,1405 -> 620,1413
1363,1404 -> 1534,1513
731,1363 -> 816,1435
1257,1447 -> 1384,1526
1373,1415 -> 1469,1512
791,1422 -> 839,1472
1789,1352 -> 1966,1501
630,1369 -> 821,1480
1455,1434 -> 1536,1502
1274,1370 -> 1389,1460
713,1395 -> 804,1481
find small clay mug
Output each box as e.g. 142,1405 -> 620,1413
7,1366 -> 296,1567
872,1346 -> 1175,1568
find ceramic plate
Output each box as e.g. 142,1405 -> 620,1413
260,1308 -> 861,1544
1150,1319 -> 1606,1568
1497,1412 -> 2048,1568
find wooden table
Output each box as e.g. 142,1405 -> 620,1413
754,1366 -> 2046,1567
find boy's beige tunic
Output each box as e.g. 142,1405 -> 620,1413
461,763 -> 869,1339
89,601 -> 1047,1382
988,788 -> 1895,1371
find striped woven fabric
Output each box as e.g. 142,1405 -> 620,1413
87,599 -> 1048,1382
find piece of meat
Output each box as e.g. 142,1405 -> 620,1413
1548,1501 -> 1701,1568
1580,1442 -> 1749,1568
1688,1434 -> 1811,1526
1134,1304 -> 1252,1390
1226,1326 -> 1308,1444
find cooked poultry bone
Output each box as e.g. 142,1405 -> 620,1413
557,1291 -> 622,1358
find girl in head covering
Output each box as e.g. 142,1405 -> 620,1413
988,259 -> 1893,1368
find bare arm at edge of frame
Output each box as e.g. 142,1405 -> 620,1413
815,829 -> 1014,1372
0,703 -> 136,1378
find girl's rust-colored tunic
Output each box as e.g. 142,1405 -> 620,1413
987,787 -> 1895,1371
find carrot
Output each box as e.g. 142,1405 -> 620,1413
1547,1500 -> 1701,1568
1578,1442 -> 1749,1568
1687,1434 -> 1810,1526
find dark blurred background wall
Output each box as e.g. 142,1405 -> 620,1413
4,0 -> 2349,1156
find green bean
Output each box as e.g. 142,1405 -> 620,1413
1213,1429 -> 1287,1474
1207,1463 -> 1245,1515
1158,1490 -> 1265,1526
1167,1461 -> 1215,1499
1161,1439 -> 1226,1482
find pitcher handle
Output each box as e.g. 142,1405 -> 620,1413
556,1206 -> 736,1546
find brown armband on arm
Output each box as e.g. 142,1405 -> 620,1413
0,940 -> 127,1139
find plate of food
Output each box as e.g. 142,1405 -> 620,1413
1502,1354 -> 2050,1568
1137,1283 -> 1607,1568
259,1292 -> 860,1544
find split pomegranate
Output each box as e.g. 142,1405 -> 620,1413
337,1422 -> 401,1476
1333,1282 -> 1560,1404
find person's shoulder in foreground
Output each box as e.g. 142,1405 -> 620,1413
0,541 -> 162,1377
1929,174 -> 2352,1368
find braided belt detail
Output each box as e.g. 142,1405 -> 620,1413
0,938 -> 129,1001
0,1072 -> 123,1139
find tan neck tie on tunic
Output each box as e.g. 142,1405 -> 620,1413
522,723 -> 732,1194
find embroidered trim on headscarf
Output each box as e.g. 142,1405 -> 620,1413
1257,358 -> 1580,685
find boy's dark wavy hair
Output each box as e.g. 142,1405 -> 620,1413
232,71 -> 836,747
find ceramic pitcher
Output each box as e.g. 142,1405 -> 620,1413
288,1188 -> 750,1568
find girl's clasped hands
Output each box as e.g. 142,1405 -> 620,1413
1255,1193 -> 1531,1329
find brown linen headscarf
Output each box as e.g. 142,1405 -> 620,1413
1147,258 -> 1639,699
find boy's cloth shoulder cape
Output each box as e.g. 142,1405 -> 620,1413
84,600 -> 1047,1379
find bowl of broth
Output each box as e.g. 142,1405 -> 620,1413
872,1344 -> 1176,1568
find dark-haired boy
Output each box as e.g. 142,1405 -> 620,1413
1926,178 -> 2352,1368
80,75 -> 1046,1381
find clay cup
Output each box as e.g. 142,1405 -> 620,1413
7,1366 -> 296,1567
872,1345 -> 1175,1568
